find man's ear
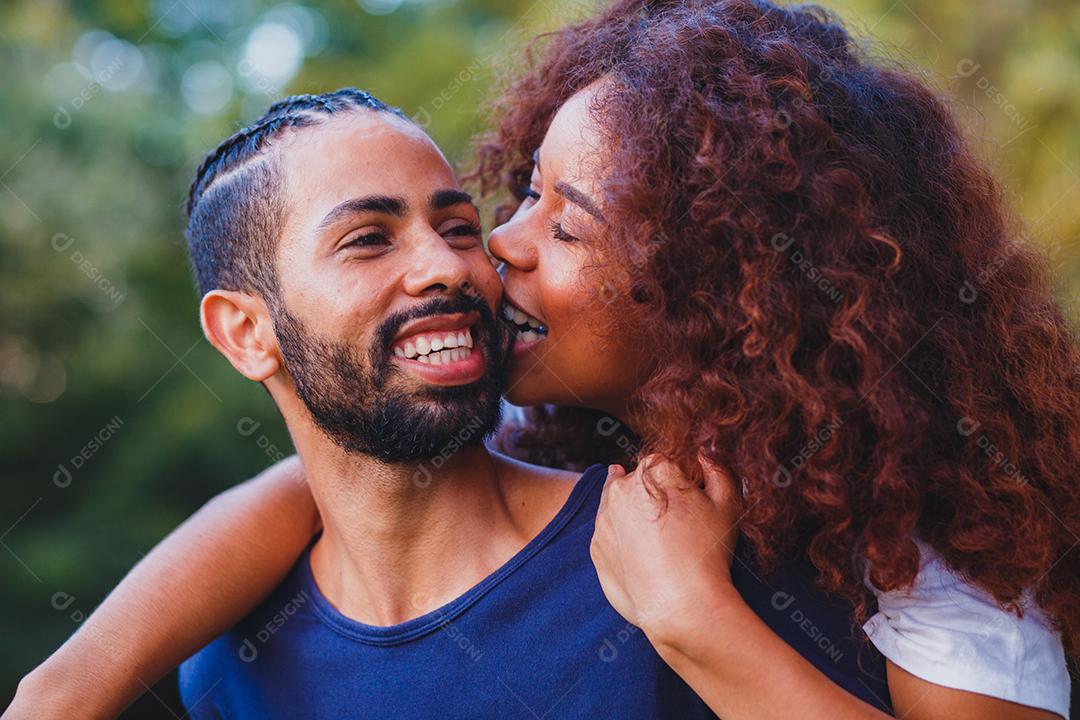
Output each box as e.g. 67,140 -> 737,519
200,290 -> 281,382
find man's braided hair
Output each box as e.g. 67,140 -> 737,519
184,88 -> 407,297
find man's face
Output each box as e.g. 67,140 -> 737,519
268,111 -> 510,461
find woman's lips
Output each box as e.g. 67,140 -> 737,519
511,332 -> 547,361
501,300 -> 548,359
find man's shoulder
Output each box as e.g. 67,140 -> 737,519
491,450 -> 581,482
492,451 -> 580,504
490,452 -> 606,535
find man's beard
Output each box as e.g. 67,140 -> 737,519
270,293 -> 512,462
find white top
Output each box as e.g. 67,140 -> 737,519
863,540 -> 1070,718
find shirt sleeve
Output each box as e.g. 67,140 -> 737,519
862,540 -> 1071,719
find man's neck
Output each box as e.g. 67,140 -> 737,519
301,439 -> 538,626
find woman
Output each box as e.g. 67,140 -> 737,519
11,1 -> 1076,718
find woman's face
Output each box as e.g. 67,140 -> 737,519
487,83 -> 653,419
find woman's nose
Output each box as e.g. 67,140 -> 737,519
488,217 -> 538,273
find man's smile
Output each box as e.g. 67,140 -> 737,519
390,311 -> 486,386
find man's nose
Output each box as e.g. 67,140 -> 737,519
401,235 -> 475,297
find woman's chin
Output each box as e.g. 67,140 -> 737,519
504,361 -> 557,408
504,376 -> 588,411
505,353 -> 593,409
504,376 -> 541,408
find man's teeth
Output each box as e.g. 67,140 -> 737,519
416,348 -> 470,365
393,330 -> 475,361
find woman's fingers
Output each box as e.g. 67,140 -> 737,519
599,463 -> 626,512
696,451 -> 739,508
639,453 -> 697,492
609,454 -> 740,515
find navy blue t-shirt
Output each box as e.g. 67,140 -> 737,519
180,465 -> 717,719
180,464 -> 892,718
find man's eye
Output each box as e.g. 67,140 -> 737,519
444,222 -> 482,237
344,231 -> 388,248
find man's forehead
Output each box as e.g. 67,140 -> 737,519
281,112 -> 454,192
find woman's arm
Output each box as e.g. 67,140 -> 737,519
4,455 -> 319,720
647,577 -> 894,719
590,457 -> 1063,720
652,581 -> 1060,720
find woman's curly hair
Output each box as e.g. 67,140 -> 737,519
475,0 -> 1080,655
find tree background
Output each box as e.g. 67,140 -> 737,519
1,0 -> 1077,716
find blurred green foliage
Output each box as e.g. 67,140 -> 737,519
0,0 -> 1077,716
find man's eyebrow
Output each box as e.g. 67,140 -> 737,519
316,195 -> 407,232
554,180 -> 604,221
430,189 -> 474,211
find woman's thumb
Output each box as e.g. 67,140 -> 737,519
697,451 -> 737,506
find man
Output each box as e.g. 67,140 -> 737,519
176,88 -> 714,719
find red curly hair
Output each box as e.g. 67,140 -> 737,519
476,0 -> 1080,656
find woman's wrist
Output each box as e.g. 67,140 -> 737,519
642,572 -> 745,667
6,664 -> 83,720
6,654 -> 127,720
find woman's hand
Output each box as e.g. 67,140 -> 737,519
589,453 -> 742,647
589,458 -> 1055,720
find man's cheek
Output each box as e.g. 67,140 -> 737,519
471,261 -> 503,302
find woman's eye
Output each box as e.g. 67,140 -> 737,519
549,220 -> 579,243
519,186 -> 541,202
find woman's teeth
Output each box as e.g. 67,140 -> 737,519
393,330 -> 474,364
502,304 -> 547,343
